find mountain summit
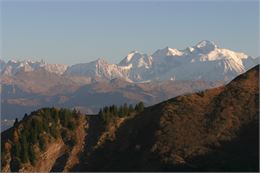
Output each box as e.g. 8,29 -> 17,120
195,40 -> 217,52
1,60 -> 68,76
1,41 -> 258,82
152,47 -> 183,57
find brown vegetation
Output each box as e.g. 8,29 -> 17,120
72,65 -> 259,171
1,65 -> 258,172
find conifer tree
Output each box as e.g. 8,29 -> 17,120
29,128 -> 37,144
135,102 -> 144,112
14,118 -> 19,127
12,142 -> 21,158
20,135 -> 29,163
123,103 -> 129,116
118,105 -> 124,117
39,137 -> 46,151
129,104 -> 134,114
23,113 -> 28,120
28,145 -> 36,165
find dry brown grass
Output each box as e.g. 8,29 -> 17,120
78,65 -> 259,171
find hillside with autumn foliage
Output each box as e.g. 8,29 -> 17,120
1,65 -> 259,172
73,65 -> 259,172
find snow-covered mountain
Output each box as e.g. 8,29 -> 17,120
1,40 -> 258,82
149,40 -> 257,81
0,60 -> 68,76
66,40 -> 257,82
1,41 -> 258,121
64,58 -> 132,82
119,50 -> 153,68
118,51 -> 154,81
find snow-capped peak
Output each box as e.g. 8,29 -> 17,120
194,40 -> 217,52
129,50 -> 139,54
119,51 -> 143,65
9,59 -> 18,63
2,40 -> 258,83
152,46 -> 183,57
93,58 -> 109,65
1,59 -> 68,75
118,51 -> 153,70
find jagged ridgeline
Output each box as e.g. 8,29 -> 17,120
1,108 -> 82,172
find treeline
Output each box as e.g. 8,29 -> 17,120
98,102 -> 144,124
2,108 -> 81,171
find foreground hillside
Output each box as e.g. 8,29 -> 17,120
1,108 -> 86,172
0,102 -> 144,172
1,65 -> 259,172
73,65 -> 259,171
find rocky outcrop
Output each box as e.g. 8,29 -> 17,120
1,109 -> 87,173
26,139 -> 66,172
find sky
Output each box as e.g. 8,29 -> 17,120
1,0 -> 259,65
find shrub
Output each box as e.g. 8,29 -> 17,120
20,135 -> 29,163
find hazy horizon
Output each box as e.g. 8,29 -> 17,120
1,0 -> 259,65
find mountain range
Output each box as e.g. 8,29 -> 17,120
1,40 -> 258,82
1,40 -> 259,122
1,65 -> 259,172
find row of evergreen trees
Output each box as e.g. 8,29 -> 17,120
3,102 -> 145,170
98,102 -> 145,124
9,108 -> 80,170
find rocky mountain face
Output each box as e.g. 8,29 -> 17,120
1,65 -> 259,172
1,40 -> 258,122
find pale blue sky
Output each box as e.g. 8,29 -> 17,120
1,0 -> 259,64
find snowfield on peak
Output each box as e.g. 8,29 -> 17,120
119,51 -> 153,69
1,60 -> 68,76
64,58 -> 133,82
1,40 -> 258,83
152,47 -> 184,57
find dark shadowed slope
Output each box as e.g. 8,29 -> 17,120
74,65 -> 259,172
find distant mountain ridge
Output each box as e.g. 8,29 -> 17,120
1,40 -> 258,82
1,41 -> 258,121
1,59 -> 68,76
1,65 -> 259,172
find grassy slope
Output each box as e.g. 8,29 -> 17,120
78,65 -> 259,172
